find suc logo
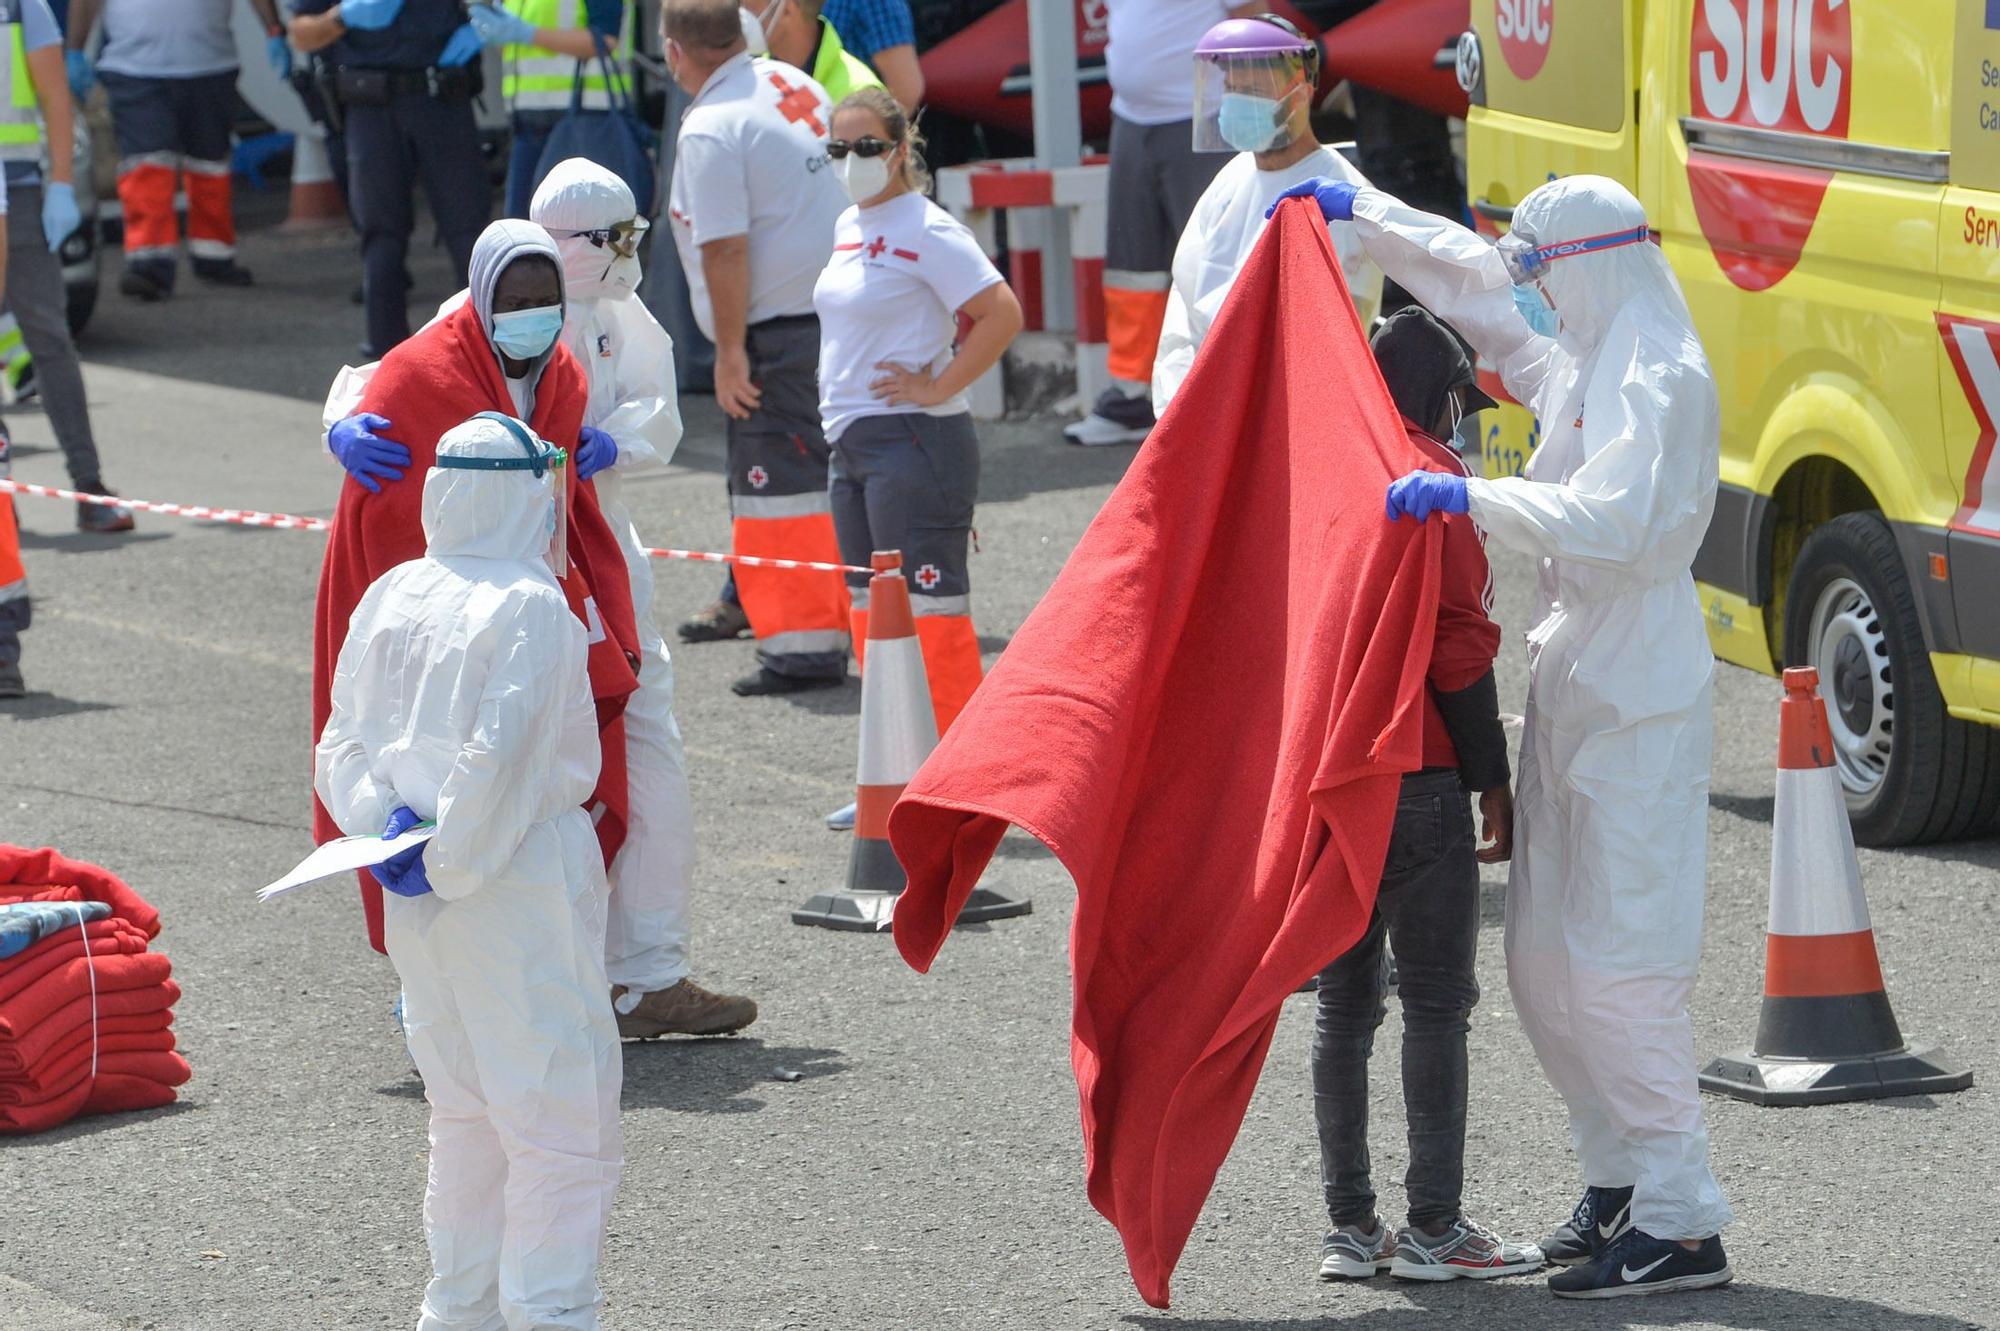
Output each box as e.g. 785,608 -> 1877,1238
1687,0 -> 1853,290
1495,0 -> 1553,81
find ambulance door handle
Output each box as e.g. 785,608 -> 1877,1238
1471,197 -> 1514,225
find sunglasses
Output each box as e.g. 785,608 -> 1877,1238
557,216 -> 650,259
827,137 -> 897,160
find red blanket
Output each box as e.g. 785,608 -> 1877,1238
0,1052 -> 191,1132
0,1009 -> 173,1075
0,923 -> 153,1005
888,204 -> 1444,1308
0,1030 -> 180,1098
0,961 -> 176,1039
0,846 -> 161,938
311,300 -> 642,952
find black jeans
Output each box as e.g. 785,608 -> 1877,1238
1313,768 -> 1481,1231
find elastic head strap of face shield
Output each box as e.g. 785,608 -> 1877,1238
1252,15 -> 1320,86
1500,224 -> 1652,285
434,411 -> 570,478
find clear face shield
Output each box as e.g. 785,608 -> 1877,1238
436,411 -> 572,575
1192,51 -> 1310,154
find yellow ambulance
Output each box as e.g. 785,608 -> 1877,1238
1457,0 -> 2000,845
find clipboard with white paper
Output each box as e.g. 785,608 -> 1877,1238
259,825 -> 437,902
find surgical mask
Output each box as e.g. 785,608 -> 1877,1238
603,254 -> 642,298
491,304 -> 564,360
1512,282 -> 1558,339
837,153 -> 892,205
1217,92 -> 1287,154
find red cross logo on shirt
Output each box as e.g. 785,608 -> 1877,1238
767,72 -> 825,135
747,465 -> 770,489
914,563 -> 941,590
866,235 -> 887,259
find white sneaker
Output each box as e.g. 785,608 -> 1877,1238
1062,387 -> 1154,446
1319,1219 -> 1397,1280
825,801 -> 856,831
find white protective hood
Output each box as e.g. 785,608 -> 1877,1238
422,414 -> 559,564
533,157 -> 646,301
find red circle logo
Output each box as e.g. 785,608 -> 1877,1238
1495,0 -> 1553,81
1686,0 -> 1853,291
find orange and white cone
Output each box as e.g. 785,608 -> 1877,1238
1700,667 -> 1973,1106
792,551 -> 1030,931
281,128 -> 347,233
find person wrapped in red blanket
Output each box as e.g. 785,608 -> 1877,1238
311,220 -> 643,954
886,202 -> 1447,1307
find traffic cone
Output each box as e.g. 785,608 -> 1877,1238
792,551 -> 1031,932
281,128 -> 347,233
1700,667 -> 1973,1106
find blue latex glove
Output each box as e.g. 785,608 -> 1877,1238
377,807 -> 432,898
337,0 -> 405,31
438,22 -> 484,66
329,412 -> 412,494
268,34 -> 293,79
575,426 -> 618,482
468,2 -> 536,46
64,49 -> 93,100
40,182 -> 80,253
1266,178 -> 1359,223
1385,470 -> 1470,522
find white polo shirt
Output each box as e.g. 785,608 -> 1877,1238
668,53 -> 848,343
812,191 -> 1004,444
1105,0 -> 1230,126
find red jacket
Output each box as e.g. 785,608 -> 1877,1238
1403,416 -> 1502,775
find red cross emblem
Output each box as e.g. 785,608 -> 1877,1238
865,235 -> 887,259
747,465 -> 769,490
766,72 -> 825,136
914,563 -> 941,590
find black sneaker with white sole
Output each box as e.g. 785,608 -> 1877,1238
1542,1184 -> 1633,1266
1062,387 -> 1154,446
1548,1228 -> 1731,1300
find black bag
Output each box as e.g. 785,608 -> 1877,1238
531,35 -> 658,214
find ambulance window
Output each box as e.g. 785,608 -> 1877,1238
1953,4 -> 2000,191
1475,0 -> 1628,133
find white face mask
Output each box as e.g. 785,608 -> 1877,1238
836,152 -> 893,206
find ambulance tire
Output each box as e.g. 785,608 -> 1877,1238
1784,512 -> 2000,846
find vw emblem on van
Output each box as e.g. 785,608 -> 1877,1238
1456,29 -> 1485,104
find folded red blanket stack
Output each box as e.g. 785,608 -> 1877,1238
0,846 -> 190,1134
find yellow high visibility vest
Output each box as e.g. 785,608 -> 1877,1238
503,0 -> 625,113
0,28 -> 42,161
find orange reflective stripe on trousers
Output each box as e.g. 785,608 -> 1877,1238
731,513 -> 850,650
850,604 -> 982,735
1104,285 -> 1171,385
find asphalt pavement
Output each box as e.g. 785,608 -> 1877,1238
1,201 -> 1996,1331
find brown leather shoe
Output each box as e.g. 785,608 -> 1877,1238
613,979 -> 758,1038
677,599 -> 752,643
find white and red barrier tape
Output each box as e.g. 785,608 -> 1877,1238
0,478 -> 872,575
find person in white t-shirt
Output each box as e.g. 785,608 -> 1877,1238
664,0 -> 853,696
1064,0 -> 1267,448
1152,13 -> 1380,416
813,86 -> 1022,770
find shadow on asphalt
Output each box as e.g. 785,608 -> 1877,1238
619,1038 -> 847,1114
18,530 -> 172,554
0,693 -> 119,722
1708,790 -> 2000,868
1126,1280 -> 1981,1329
778,681 -> 862,719
27,1097 -> 196,1142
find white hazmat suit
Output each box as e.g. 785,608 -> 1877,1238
324,160 -> 701,1010
1351,175 -> 1731,1239
1152,144 -> 1379,416
315,414 -> 624,1331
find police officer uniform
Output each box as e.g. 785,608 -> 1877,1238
290,0 -> 490,355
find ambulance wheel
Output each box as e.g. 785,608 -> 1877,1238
1784,512 -> 2000,846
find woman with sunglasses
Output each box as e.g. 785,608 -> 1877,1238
1271,172 -> 1733,1301
812,87 -> 1024,764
